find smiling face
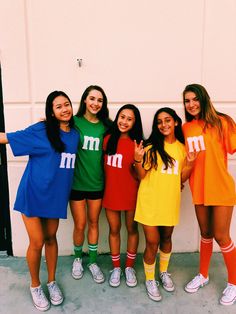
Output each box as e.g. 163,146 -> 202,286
52,95 -> 73,125
117,109 -> 135,136
157,111 -> 177,140
84,89 -> 103,116
184,91 -> 201,119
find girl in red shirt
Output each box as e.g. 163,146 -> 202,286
103,104 -> 143,288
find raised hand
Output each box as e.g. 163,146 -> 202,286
134,140 -> 145,162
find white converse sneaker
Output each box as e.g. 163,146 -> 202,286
72,258 -> 84,279
125,267 -> 137,287
185,273 -> 209,293
47,281 -> 64,305
88,263 -> 105,283
109,267 -> 121,287
30,285 -> 50,311
145,280 -> 162,301
160,272 -> 175,292
220,283 -> 236,306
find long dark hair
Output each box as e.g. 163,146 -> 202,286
145,107 -> 184,170
45,90 -> 74,152
183,83 -> 235,137
76,85 -> 112,129
105,104 -> 143,155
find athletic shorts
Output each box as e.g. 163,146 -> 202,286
70,189 -> 104,201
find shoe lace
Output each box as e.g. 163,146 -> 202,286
49,282 -> 61,298
90,263 -> 102,276
161,272 -> 172,284
126,267 -> 135,280
148,280 -> 159,291
223,284 -> 236,297
111,268 -> 121,280
33,287 -> 47,302
73,258 -> 83,271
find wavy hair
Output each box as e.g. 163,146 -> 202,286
145,107 -> 184,170
183,83 -> 235,137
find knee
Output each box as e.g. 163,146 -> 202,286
161,234 -> 172,244
109,225 -> 121,237
214,233 -> 230,247
29,239 -> 44,251
44,235 -> 57,246
127,222 -> 138,236
146,240 -> 158,253
74,221 -> 86,234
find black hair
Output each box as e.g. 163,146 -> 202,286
105,104 -> 143,155
145,107 -> 184,170
45,90 -> 74,152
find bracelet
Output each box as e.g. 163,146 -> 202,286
134,159 -> 142,163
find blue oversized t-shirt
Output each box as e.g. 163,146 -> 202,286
7,122 -> 79,218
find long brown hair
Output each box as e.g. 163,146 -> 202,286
183,84 -> 235,137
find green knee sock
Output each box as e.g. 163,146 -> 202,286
74,245 -> 83,258
88,243 -> 98,264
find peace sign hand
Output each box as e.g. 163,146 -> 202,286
134,140 -> 144,163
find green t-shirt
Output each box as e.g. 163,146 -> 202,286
72,116 -> 106,191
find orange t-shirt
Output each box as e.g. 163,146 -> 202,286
182,117 -> 236,206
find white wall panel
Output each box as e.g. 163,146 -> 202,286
202,0 -> 236,99
0,0 -> 30,102
27,0 -> 204,102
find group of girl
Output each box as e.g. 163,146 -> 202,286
0,83 -> 235,311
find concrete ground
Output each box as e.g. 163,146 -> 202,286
0,253 -> 236,314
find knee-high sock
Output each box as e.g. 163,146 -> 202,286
74,245 -> 83,258
199,237 -> 213,278
220,240 -> 236,285
88,243 -> 98,264
143,260 -> 156,281
125,251 -> 137,268
159,250 -> 171,273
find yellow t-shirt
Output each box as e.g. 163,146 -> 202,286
134,140 -> 186,226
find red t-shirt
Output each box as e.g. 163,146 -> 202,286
102,135 -> 139,210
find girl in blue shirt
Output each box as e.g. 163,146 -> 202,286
0,91 -> 79,311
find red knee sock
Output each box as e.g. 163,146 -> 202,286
111,254 -> 120,268
199,237 -> 213,278
220,240 -> 236,285
125,251 -> 137,268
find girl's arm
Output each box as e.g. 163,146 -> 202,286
0,133 -> 8,144
134,140 -> 147,180
181,151 -> 198,183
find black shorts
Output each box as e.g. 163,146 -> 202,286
70,189 -> 104,201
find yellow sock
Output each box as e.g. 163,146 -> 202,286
143,260 -> 156,281
159,250 -> 171,273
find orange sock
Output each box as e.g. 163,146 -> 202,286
220,240 -> 236,285
199,237 -> 213,278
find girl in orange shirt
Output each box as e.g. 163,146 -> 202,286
182,83 -> 236,306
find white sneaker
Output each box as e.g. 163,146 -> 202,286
72,258 -> 84,279
109,267 -> 121,287
125,267 -> 137,287
160,272 -> 175,292
220,283 -> 236,306
30,285 -> 50,311
47,281 -> 64,305
88,263 -> 105,283
145,280 -> 162,301
185,273 -> 209,293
